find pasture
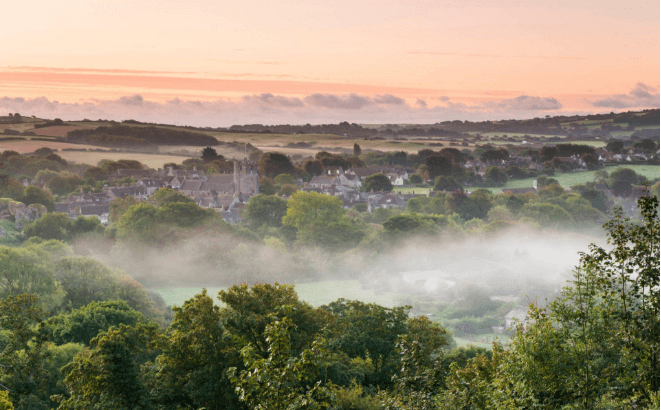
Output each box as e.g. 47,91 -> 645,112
498,165 -> 660,192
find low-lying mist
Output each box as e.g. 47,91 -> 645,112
82,223 -> 605,311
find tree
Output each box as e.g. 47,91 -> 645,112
612,180 -> 633,197
153,290 -> 239,410
228,314 -> 333,410
493,194 -> 659,407
425,156 -> 452,180
219,283 -> 326,358
433,176 -> 462,192
274,173 -> 296,186
108,196 -> 139,223
581,153 -> 599,170
353,143 -> 362,156
520,202 -> 573,228
0,246 -> 64,311
283,191 -> 345,230
409,174 -> 423,184
151,187 -> 194,206
57,324 -> 159,410
201,146 -> 220,162
258,152 -> 295,177
633,138 -> 656,152
303,160 -> 324,177
19,186 -> 55,212
362,174 -> 393,192
244,194 -> 288,228
609,167 -> 640,187
323,299 -> 410,388
0,294 -> 52,408
23,212 -> 72,241
279,184 -> 298,196
484,166 -> 508,186
606,140 -> 624,154
539,146 -> 558,161
49,300 -> 144,346
480,149 -> 508,163
259,177 -> 277,195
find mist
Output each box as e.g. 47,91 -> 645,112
80,223 -> 605,311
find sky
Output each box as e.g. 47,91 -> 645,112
0,0 -> 659,126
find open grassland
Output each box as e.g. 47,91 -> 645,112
154,280 -> 396,308
499,165 -> 660,192
32,125 -> 89,137
0,139 -> 100,154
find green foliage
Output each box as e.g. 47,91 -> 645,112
362,174 -> 394,193
244,194 -> 288,228
258,152 -> 296,177
49,300 -> 145,345
219,283 -> 326,358
108,195 -> 139,223
0,294 -> 51,407
19,185 -> 54,211
425,156 -> 452,180
57,323 -> 160,410
153,289 -> 239,410
0,390 -> 13,410
433,176 -> 462,192
228,314 -> 334,410
484,166 -> 508,186
151,187 -> 194,206
323,299 -> 410,388
0,246 -> 64,311
283,192 -> 361,250
201,146 -> 220,162
609,167 -> 641,186
520,202 -> 573,228
259,177 -> 277,195
23,212 -> 72,241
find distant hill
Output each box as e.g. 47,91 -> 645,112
66,124 -> 220,147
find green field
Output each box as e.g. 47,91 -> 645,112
498,165 -> 660,192
154,279 -> 396,308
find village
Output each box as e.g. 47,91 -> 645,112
46,138 -> 655,226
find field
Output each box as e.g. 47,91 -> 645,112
32,125 -> 89,137
498,165 -> 660,192
154,279 -> 396,308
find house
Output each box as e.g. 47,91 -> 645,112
103,185 -> 148,200
309,175 -> 339,189
505,305 -> 529,330
387,174 -> 405,186
338,173 -> 362,188
107,169 -> 153,181
137,178 -> 166,195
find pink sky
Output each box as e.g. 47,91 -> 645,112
0,0 -> 658,125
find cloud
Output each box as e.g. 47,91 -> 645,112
304,93 -> 373,110
0,92 -> 579,126
373,94 -> 406,105
486,95 -> 563,111
408,51 -> 585,60
589,83 -> 660,109
4,66 -> 198,75
438,96 -> 450,102
242,93 -> 304,107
